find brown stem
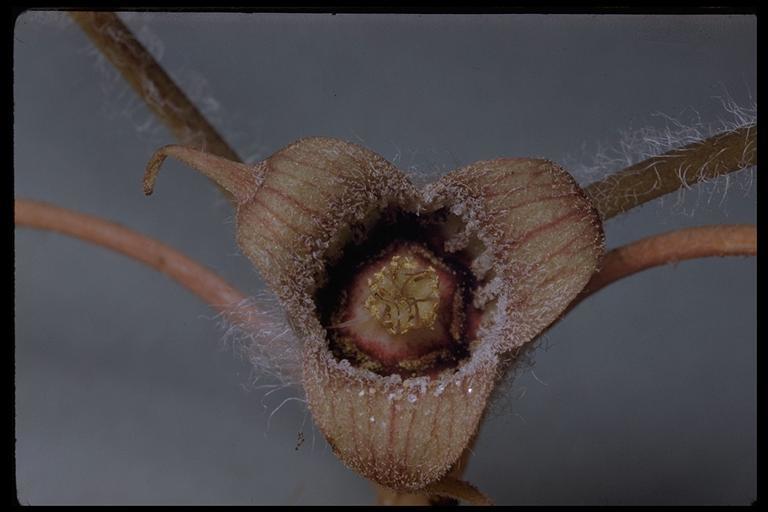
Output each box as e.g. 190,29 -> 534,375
69,11 -> 240,164
576,224 -> 756,306
14,198 -> 258,327
584,125 -> 757,220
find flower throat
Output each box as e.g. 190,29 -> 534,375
316,208 -> 481,378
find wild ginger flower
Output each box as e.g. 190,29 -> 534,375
144,136 -> 604,491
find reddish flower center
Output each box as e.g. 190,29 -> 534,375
319,210 -> 480,377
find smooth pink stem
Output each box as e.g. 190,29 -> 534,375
15,198 -> 254,323
581,224 -> 756,300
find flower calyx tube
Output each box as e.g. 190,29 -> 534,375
144,137 -> 604,491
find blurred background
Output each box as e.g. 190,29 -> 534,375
14,12 -> 756,505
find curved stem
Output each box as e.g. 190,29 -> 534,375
584,125 -> 756,220
69,11 -> 240,164
576,224 -> 756,306
15,198 -> 255,325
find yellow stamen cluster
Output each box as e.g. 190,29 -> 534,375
364,255 -> 440,335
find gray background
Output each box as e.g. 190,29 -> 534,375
14,12 -> 756,505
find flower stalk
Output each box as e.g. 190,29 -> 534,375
584,125 -> 757,220
579,224 -> 756,301
69,12 -> 240,164
14,198 -> 248,321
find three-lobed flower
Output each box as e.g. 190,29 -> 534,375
144,136 -> 604,491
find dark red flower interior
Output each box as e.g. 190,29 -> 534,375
316,207 -> 482,377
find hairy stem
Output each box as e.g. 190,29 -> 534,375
14,199 -> 254,324
577,224 -> 756,304
584,125 -> 756,220
69,11 -> 240,164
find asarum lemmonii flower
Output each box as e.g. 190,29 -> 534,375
144,137 -> 604,491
